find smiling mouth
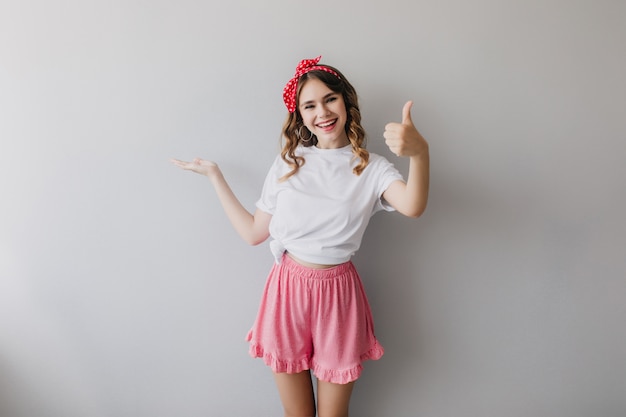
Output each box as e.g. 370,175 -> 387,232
317,119 -> 337,129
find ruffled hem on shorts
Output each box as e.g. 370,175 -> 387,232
311,340 -> 385,384
247,334 -> 385,385
312,362 -> 362,385
247,342 -> 311,374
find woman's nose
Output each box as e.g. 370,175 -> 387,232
318,104 -> 330,117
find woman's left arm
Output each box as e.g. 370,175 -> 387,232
381,101 -> 430,218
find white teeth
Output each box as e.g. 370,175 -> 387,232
318,120 -> 335,128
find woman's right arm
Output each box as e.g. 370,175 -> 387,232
171,158 -> 271,245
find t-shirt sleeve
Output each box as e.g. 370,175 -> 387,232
255,155 -> 284,214
374,156 -> 405,212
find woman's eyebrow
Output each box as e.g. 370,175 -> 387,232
300,93 -> 336,106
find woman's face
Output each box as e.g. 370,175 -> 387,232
298,78 -> 349,149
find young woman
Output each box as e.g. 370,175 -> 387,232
171,56 -> 429,417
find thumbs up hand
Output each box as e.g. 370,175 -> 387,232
383,101 -> 428,157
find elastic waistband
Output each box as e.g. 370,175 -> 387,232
279,253 -> 355,279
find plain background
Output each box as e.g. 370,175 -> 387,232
1,0 -> 625,416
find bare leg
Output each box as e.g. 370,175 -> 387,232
316,379 -> 355,417
273,371 -> 316,417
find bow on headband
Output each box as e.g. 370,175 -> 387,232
282,56 -> 340,113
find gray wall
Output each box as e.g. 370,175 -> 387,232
1,0 -> 625,416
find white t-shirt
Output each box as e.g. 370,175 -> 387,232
256,144 -> 404,264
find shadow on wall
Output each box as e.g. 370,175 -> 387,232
351,210 -> 427,415
349,155 -> 527,415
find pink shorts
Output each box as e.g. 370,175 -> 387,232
246,254 -> 384,384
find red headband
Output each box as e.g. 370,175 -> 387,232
282,55 -> 340,113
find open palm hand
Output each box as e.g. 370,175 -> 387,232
170,158 -> 220,178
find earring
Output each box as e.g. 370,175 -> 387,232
296,126 -> 314,143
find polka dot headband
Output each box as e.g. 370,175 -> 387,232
282,55 -> 340,113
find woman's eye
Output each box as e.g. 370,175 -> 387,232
327,96 -> 337,103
